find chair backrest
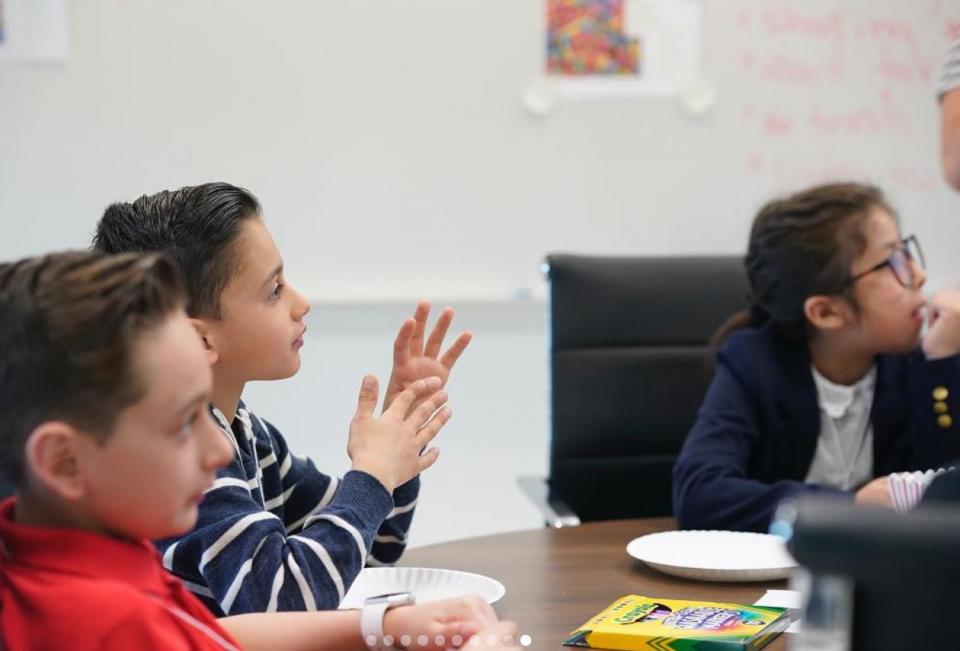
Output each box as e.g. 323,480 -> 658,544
546,254 -> 748,521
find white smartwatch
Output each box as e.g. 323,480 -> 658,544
361,591 -> 416,651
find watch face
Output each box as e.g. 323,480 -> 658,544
365,591 -> 416,607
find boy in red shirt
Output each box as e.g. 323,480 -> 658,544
0,250 -> 516,651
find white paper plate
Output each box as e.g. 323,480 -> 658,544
626,530 -> 797,582
339,567 -> 506,609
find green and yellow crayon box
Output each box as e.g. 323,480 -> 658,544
563,594 -> 790,651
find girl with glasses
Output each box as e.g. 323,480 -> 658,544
673,182 -> 960,532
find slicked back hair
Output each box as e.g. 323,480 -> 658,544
93,182 -> 261,318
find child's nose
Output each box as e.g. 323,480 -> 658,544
291,285 -> 310,319
912,258 -> 927,289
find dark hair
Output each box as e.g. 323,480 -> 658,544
0,251 -> 186,487
92,182 -> 261,318
712,182 -> 895,349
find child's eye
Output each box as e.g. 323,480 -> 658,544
269,283 -> 284,301
179,410 -> 201,437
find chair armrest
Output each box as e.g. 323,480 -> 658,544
516,476 -> 582,528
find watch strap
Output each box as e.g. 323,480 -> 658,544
361,600 -> 391,651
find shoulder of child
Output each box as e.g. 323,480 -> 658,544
6,574 -> 161,648
716,323 -> 780,370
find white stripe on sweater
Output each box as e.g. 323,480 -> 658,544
386,498 -> 417,519
265,564 -> 285,613
304,513 -> 367,565
181,579 -> 215,599
373,534 -> 407,545
265,482 -> 297,511
258,451 -> 278,470
289,535 -> 345,603
219,538 -> 268,614
279,452 -> 293,479
200,511 -> 279,571
285,552 -> 319,610
205,477 -> 251,494
162,541 -> 179,571
285,476 -> 339,534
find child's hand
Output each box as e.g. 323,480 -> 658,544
384,301 -> 472,413
854,476 -> 894,509
348,375 -> 451,492
383,595 -> 517,650
922,291 -> 960,359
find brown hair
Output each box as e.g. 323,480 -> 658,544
0,251 -> 186,487
712,182 -> 895,350
93,182 -> 261,318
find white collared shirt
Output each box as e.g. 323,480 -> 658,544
804,364 -> 876,491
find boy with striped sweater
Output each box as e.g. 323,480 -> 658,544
93,182 -> 472,615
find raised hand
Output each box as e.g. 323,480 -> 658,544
384,301 -> 472,412
348,375 -> 451,492
922,290 -> 960,360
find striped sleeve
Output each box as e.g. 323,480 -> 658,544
255,412 -> 421,567
367,476 -> 420,565
938,38 -> 960,99
155,411 -> 394,615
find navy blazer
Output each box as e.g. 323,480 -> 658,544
672,324 -> 960,532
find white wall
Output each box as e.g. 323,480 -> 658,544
241,302 -> 551,548
3,1 -> 960,301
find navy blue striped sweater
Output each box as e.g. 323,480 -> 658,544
155,401 -> 418,615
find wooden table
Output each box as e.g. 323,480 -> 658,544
403,519 -> 789,650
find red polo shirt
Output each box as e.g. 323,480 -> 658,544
0,498 -> 243,650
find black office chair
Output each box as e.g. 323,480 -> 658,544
783,497 -> 960,650
519,254 -> 748,525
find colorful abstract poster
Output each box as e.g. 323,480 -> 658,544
0,0 -> 6,43
540,0 -> 702,98
547,0 -> 641,76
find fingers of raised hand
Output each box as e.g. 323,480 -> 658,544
410,300 -> 431,356
425,307 -> 455,359
410,390 -> 448,425
389,376 -> 442,416
417,447 -> 441,474
415,405 -> 452,449
354,375 -> 379,420
393,319 -> 415,366
440,332 -> 473,371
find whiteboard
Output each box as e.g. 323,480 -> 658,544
1,0 -> 959,301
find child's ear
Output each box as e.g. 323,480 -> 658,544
23,422 -> 86,500
803,295 -> 848,331
189,317 -> 219,366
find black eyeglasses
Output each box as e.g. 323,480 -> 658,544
846,235 -> 925,288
